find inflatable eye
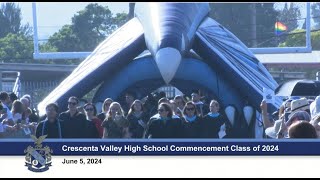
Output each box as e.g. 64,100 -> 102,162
225,106 -> 236,126
243,106 -> 254,126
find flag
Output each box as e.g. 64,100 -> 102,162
275,22 -> 287,35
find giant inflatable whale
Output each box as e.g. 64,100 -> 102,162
38,3 -> 282,138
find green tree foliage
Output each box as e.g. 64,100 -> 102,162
209,3 -> 279,47
47,3 -> 128,52
279,29 -> 320,50
0,3 -> 33,63
0,3 -> 32,38
0,33 -> 33,63
47,25 -> 81,52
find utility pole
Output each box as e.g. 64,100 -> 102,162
251,3 -> 257,48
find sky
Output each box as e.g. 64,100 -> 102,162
1,2 -> 314,41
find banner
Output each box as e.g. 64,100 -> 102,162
1,139 -> 320,156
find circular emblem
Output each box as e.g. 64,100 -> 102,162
32,160 -> 39,166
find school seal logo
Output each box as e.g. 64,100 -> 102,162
24,135 -> 53,172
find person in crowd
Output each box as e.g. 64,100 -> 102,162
0,91 -> 13,122
123,91 -> 136,115
0,100 -> 19,137
310,96 -> 320,119
20,97 -> 39,123
169,100 -> 182,118
36,103 -> 63,138
266,110 -> 311,139
83,103 -> 102,138
260,100 -> 275,129
97,98 -> 113,121
59,96 -> 87,138
144,103 -> 184,138
191,90 -> 208,117
11,100 -> 24,124
261,98 -> 310,130
148,97 -> 171,120
7,100 -> 32,138
290,98 -> 310,115
22,107 -> 37,135
202,100 -> 229,138
174,95 -> 186,116
127,100 -> 149,138
158,97 -> 170,105
0,103 -> 4,138
310,113 -> 320,138
102,102 -> 131,138
181,101 -> 203,138
286,110 -> 311,127
288,121 -> 317,138
9,92 -> 18,109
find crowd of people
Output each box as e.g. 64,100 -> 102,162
0,90 -> 228,139
1,89 -> 320,139
261,96 -> 320,139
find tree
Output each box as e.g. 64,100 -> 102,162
279,29 -> 320,50
209,3 -> 279,47
46,3 -> 128,52
277,3 -> 301,32
311,3 -> 320,29
255,3 -> 280,47
47,25 -> 81,52
71,3 -> 128,51
0,3 -> 32,38
0,33 -> 33,63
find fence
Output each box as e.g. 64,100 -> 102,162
20,80 -> 61,108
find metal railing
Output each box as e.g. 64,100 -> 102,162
12,72 -> 21,97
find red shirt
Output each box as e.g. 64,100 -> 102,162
91,117 -> 103,138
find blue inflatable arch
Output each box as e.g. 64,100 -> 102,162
93,56 -> 245,109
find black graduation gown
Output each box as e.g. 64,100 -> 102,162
202,114 -> 227,138
59,111 -> 87,138
36,119 -> 64,138
144,117 -> 184,138
127,112 -> 149,138
182,116 -> 203,138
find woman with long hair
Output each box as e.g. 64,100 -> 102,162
144,103 -> 184,138
97,98 -> 113,121
127,100 -> 149,138
83,103 -> 103,138
102,102 -> 131,138
181,101 -> 203,138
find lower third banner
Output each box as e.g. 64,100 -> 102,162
0,139 -> 320,156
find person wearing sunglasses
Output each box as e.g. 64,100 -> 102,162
102,102 -> 131,138
126,100 -> 149,138
59,96 -> 87,138
202,100 -> 229,138
97,98 -> 113,122
83,103 -> 102,138
182,101 -> 203,138
144,103 -> 184,138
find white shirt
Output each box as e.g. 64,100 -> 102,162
1,103 -> 13,120
13,113 -> 22,124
